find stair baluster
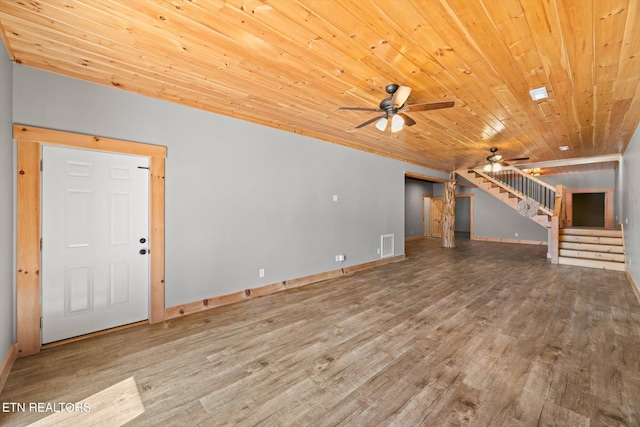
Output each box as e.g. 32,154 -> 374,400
485,167 -> 556,213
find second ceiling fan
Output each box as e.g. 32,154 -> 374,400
482,147 -> 530,172
339,84 -> 454,132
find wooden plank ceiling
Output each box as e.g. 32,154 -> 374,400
1,0 -> 639,173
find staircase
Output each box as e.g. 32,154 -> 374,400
456,167 -> 555,228
456,166 -> 629,271
558,227 -> 626,271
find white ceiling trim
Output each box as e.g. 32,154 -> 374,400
516,154 -> 621,169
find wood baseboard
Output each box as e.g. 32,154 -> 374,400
0,343 -> 17,394
165,254 -> 406,320
472,236 -> 548,246
626,270 -> 640,304
405,236 -> 423,242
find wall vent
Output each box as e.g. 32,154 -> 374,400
381,234 -> 394,258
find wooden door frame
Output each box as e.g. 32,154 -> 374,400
564,187 -> 614,228
422,194 -> 433,236
15,125 -> 167,357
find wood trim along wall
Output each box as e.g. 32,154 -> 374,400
14,125 -> 167,357
404,171 -> 448,183
472,236 -> 548,246
165,254 -> 406,320
16,139 -> 40,357
564,187 -> 615,228
0,343 -> 17,394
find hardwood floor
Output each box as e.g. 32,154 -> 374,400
1,238 -> 640,426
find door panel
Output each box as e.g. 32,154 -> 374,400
423,197 -> 431,236
42,146 -> 149,344
430,198 -> 443,238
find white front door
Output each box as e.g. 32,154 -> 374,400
42,146 -> 150,344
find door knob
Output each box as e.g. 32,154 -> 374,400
139,249 -> 147,255
140,238 -> 146,244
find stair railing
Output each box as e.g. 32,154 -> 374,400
475,166 -> 557,213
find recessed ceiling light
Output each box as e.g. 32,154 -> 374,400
559,145 -> 570,151
529,86 -> 548,101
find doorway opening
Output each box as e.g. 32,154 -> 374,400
565,188 -> 614,228
455,194 -> 473,240
571,193 -> 605,227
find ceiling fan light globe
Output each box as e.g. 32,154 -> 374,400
375,117 -> 388,131
492,163 -> 502,172
484,164 -> 492,172
391,114 -> 404,132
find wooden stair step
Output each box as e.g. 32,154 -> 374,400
559,249 -> 626,262
559,241 -> 625,253
559,235 -> 623,245
560,228 -> 622,238
558,256 -> 626,271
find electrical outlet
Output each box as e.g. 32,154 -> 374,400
259,268 -> 265,278
377,248 -> 380,254
333,195 -> 338,202
515,232 -> 518,237
335,254 -> 345,262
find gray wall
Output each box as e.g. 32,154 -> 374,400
541,170 -> 615,190
404,179 -> 433,238
620,126 -> 640,290
0,45 -> 13,362
473,189 -> 549,242
12,65 -> 447,307
542,170 -> 617,225
455,197 -> 471,232
468,170 -> 617,244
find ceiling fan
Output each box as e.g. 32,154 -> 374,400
339,84 -> 454,132
482,147 -> 529,172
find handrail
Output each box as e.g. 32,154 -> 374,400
502,166 -> 557,192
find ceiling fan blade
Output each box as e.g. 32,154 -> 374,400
339,106 -> 382,112
390,85 -> 412,108
403,101 -> 455,112
399,113 -> 416,126
355,114 -> 387,129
